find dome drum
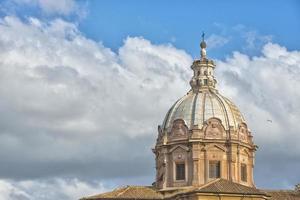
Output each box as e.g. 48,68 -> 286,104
160,116 -> 253,145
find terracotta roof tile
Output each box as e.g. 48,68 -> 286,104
263,190 -> 300,200
195,179 -> 266,195
81,180 -> 300,200
81,186 -> 163,200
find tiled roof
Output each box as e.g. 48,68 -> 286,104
80,180 -> 300,200
81,186 -> 164,200
162,179 -> 269,199
194,178 -> 267,195
263,190 -> 300,200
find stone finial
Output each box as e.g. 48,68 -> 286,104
200,32 -> 207,59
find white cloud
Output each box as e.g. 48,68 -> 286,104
0,180 -> 31,200
206,34 -> 229,49
37,0 -> 76,15
232,24 -> 273,51
0,15 -> 299,199
11,0 -> 79,16
216,42 -> 300,188
217,43 -> 300,145
0,16 -> 191,181
0,179 -> 108,200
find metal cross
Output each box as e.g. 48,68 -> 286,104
201,32 -> 205,41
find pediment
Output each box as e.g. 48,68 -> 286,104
240,148 -> 250,156
169,145 -> 189,153
202,144 -> 226,152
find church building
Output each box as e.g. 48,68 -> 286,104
81,38 -> 300,200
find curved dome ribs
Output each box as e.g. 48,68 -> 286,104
204,92 -> 213,122
190,92 -> 199,128
213,92 -> 231,130
162,98 -> 179,130
201,92 -> 206,126
162,91 -> 245,132
163,94 -> 188,131
212,94 -> 227,127
193,92 -> 204,128
221,94 -> 246,126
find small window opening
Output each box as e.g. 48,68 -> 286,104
209,161 -> 221,178
241,164 -> 247,182
176,163 -> 185,180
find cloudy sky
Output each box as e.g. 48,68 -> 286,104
0,0 -> 299,199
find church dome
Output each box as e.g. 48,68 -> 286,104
154,38 -> 256,190
162,89 -> 245,131
161,35 -> 245,132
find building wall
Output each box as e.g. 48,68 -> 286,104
154,118 -> 256,190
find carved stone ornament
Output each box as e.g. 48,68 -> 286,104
171,119 -> 188,137
156,152 -> 166,184
204,118 -> 224,139
173,149 -> 186,162
238,123 -> 248,142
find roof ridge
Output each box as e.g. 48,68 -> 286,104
116,185 -> 131,197
113,185 -> 128,190
197,178 -> 222,190
262,189 -> 295,192
218,178 -> 260,190
194,178 -> 269,196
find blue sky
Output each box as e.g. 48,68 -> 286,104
0,1 -> 300,199
81,0 -> 300,57
4,0 -> 299,57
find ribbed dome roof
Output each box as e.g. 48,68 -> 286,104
162,89 -> 245,131
161,39 -> 246,132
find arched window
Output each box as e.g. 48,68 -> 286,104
197,71 -> 200,76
